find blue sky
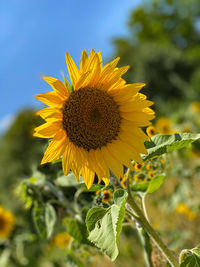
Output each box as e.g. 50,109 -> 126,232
0,0 -> 141,132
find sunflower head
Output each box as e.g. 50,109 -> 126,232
102,190 -> 113,203
50,232 -> 72,249
155,117 -> 173,135
148,171 -> 154,179
34,50 -> 154,189
146,125 -> 157,137
134,162 -> 144,171
0,206 -> 16,239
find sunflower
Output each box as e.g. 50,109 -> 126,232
34,50 -> 154,188
146,125 -> 156,137
102,190 -> 113,203
50,232 -> 72,249
0,206 -> 16,238
155,117 -> 173,135
134,162 -> 144,171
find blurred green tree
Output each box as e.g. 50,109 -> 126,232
0,109 -> 46,206
113,0 -> 200,104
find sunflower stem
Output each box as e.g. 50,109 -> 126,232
126,169 -> 178,267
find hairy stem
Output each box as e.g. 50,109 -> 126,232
126,170 -> 178,267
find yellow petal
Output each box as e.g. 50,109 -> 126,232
74,71 -> 91,90
43,76 -> 69,98
33,120 -> 62,138
120,110 -> 155,126
119,130 -> 148,155
81,166 -> 95,189
101,146 -> 123,180
65,52 -> 80,86
35,91 -> 64,108
80,49 -> 88,72
36,107 -> 62,120
95,149 -> 110,178
100,65 -> 130,91
121,120 -> 150,141
41,130 -> 67,164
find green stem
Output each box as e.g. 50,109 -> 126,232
126,170 -> 178,267
138,228 -> 153,267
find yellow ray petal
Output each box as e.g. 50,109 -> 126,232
95,149 -> 110,178
119,95 -> 154,112
120,120 -> 150,141
80,49 -> 88,72
100,65 -> 130,91
65,52 -> 80,86
35,91 -> 64,108
88,54 -> 101,86
101,146 -> 123,180
41,130 -> 67,164
119,130 -> 148,155
98,51 -> 103,68
81,165 -> 95,189
95,57 -> 120,88
120,110 -> 155,126
36,107 -> 62,121
62,144 -> 71,176
43,76 -> 69,98
33,120 -> 62,138
109,83 -> 146,97
74,71 -> 91,90
107,140 -> 140,168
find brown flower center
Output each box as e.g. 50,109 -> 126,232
0,217 -> 6,230
62,87 -> 121,151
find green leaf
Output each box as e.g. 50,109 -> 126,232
67,218 -> 90,245
143,133 -> 200,160
86,189 -> 128,261
45,203 -> 56,239
131,182 -> 149,192
55,172 -> 84,187
33,202 -> 56,239
33,203 -> 47,239
146,174 -> 166,194
180,246 -> 200,266
62,73 -> 74,93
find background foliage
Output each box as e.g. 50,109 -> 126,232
0,0 -> 200,266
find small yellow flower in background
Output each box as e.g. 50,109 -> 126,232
50,232 -> 72,249
121,175 -> 127,188
155,117 -> 174,135
176,203 -> 197,221
146,163 -> 152,170
148,171 -> 154,179
134,173 -> 145,183
134,163 -> 144,171
190,101 -> 200,113
34,49 -> 154,189
160,158 -> 165,164
0,206 -> 16,238
102,190 -> 113,203
146,125 -> 157,137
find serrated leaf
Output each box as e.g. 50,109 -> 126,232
180,246 -> 200,267
45,203 -> 56,239
86,189 -> 128,261
146,174 -> 165,194
67,218 -> 90,245
143,133 -> 200,160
